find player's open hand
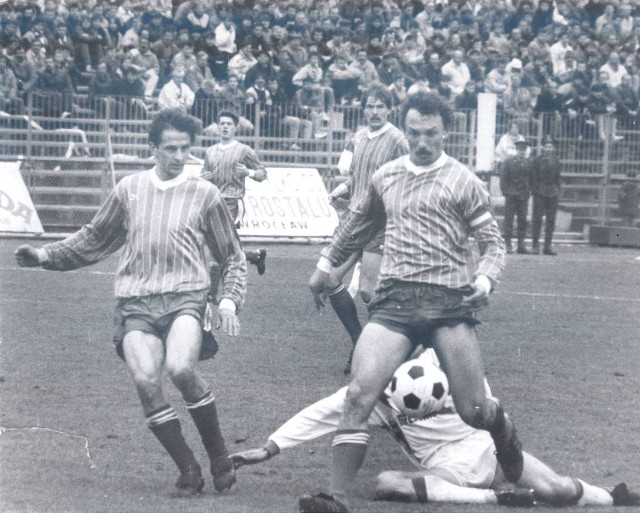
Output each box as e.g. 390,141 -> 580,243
216,307 -> 240,336
229,447 -> 271,468
15,245 -> 41,267
309,269 -> 330,310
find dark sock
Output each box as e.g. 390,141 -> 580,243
411,477 -> 429,503
244,250 -> 259,264
329,429 -> 369,496
328,284 -> 362,345
187,391 -> 232,475
147,405 -> 199,473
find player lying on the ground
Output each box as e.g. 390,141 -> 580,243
230,349 -> 639,507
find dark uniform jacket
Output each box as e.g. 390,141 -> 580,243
500,155 -> 531,200
530,153 -> 562,198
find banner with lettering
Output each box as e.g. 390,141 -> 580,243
237,167 -> 339,238
0,161 -> 44,234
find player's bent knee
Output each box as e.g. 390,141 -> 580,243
166,363 -> 197,388
343,382 -> 378,423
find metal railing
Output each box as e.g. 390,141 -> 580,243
1,92 -> 639,231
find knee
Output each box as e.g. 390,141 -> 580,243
358,289 -> 372,304
343,381 -> 376,422
536,476 -> 580,506
166,362 -> 197,390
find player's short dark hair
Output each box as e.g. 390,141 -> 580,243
149,108 -> 202,146
399,92 -> 454,131
360,83 -> 393,110
217,110 -> 239,125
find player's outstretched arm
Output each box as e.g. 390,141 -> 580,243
230,441 -> 280,468
15,245 -> 42,267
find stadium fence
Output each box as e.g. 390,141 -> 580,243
1,92 -> 638,233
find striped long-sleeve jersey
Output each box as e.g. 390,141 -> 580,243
40,168 -> 247,307
201,140 -> 264,199
322,153 -> 506,289
338,122 -> 409,209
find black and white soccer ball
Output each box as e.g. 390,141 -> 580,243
388,360 -> 449,418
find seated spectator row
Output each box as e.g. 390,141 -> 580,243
1,0 -> 639,143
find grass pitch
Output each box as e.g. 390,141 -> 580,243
1,240 -> 639,513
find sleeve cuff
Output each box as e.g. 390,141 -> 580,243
475,274 -> 492,294
218,298 -> 237,313
316,256 -> 333,274
264,439 -> 280,457
37,248 -> 49,265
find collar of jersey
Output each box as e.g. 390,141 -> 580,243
405,152 -> 449,175
150,166 -> 191,190
218,139 -> 239,149
367,122 -> 393,139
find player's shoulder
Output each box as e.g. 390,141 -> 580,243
372,155 -> 407,180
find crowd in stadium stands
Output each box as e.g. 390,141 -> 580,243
1,0 -> 639,142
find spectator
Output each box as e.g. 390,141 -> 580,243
192,78 -> 219,130
347,49 -> 379,96
213,10 -> 236,78
88,60 -> 120,117
280,31 -> 308,70
531,0 -> 554,35
182,1 -> 209,35
387,73 -> 407,109
0,53 -> 24,114
484,57 -> 510,103
245,73 -> 272,133
113,65 -> 148,120
535,80 -> 564,137
130,36 -> 160,99
292,52 -> 323,88
503,68 -> 535,134
554,50 -> 578,87
245,24 -> 272,57
26,38 -> 47,74
599,52 -> 629,88
268,25 -> 289,63
157,66 -> 195,112
47,22 -> 75,61
615,74 -> 639,130
327,54 -> 359,104
141,10 -> 168,43
33,54 -> 74,117
326,28 -> 353,65
290,76 -> 325,141
494,121 -> 526,170
549,30 -> 574,76
376,53 -> 402,86
440,49 -> 470,99
183,50 -> 213,94
72,14 -> 107,71
150,30 -> 179,84
171,41 -> 197,76
10,42 -> 39,100
227,41 -> 257,84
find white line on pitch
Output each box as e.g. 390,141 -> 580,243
0,267 -> 114,276
497,291 -> 640,303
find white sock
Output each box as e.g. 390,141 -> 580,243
414,476 -> 497,504
347,262 -> 360,298
576,479 -> 614,506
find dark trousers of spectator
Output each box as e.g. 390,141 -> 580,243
531,195 -> 558,251
503,195 -> 529,250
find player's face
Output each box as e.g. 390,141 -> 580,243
218,116 -> 237,142
153,129 -> 191,181
363,97 -> 389,132
404,109 -> 446,167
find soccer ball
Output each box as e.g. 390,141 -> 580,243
388,360 -> 449,418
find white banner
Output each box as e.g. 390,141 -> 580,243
238,167 -> 339,237
0,161 -> 44,234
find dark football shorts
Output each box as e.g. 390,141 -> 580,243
224,197 -> 245,226
113,290 -> 208,361
366,280 -> 486,347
